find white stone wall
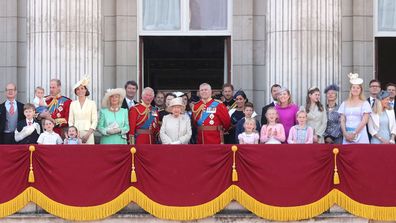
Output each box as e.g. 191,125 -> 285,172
26,0 -> 102,104
265,0 -> 341,106
0,0 -> 375,108
340,0 -> 374,101
0,0 -> 26,102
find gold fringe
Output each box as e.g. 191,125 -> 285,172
130,147 -> 137,183
131,186 -> 234,220
335,189 -> 396,221
234,185 -> 336,221
28,145 -> 36,183
3,187 -> 396,221
0,188 -> 31,218
333,148 -> 340,185
30,187 -> 132,221
231,145 -> 238,182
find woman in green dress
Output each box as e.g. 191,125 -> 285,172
98,88 -> 130,144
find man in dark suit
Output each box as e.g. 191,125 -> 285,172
366,80 -> 381,141
386,82 -> 396,118
0,83 -> 25,144
121,80 -> 138,110
261,84 -> 281,125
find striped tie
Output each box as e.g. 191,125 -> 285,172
9,101 -> 15,116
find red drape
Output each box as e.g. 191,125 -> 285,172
1,144 -> 396,221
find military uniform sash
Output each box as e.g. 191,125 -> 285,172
141,107 -> 156,129
197,101 -> 219,126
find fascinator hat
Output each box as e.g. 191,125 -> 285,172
348,73 -> 363,85
73,75 -> 90,91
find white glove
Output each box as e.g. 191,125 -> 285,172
107,127 -> 121,135
25,125 -> 36,135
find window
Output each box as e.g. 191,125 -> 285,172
139,0 -> 231,35
375,0 -> 396,36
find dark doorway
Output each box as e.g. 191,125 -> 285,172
376,37 -> 396,87
142,36 -> 229,91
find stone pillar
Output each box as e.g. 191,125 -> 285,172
27,0 -> 102,103
0,0 -> 19,101
266,0 -> 341,105
232,0 -> 254,100
115,0 -> 137,90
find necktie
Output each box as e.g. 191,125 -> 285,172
9,101 -> 15,116
28,121 -> 32,126
371,98 -> 375,107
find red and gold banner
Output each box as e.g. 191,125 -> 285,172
1,144 -> 396,221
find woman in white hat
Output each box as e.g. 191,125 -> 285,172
68,76 -> 98,144
338,73 -> 372,144
97,88 -> 129,144
368,90 -> 396,144
160,97 -> 192,144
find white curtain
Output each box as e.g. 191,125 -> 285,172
143,0 -> 180,30
378,0 -> 396,31
190,0 -> 227,30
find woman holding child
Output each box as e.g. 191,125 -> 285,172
68,76 -> 98,144
97,88 -> 130,144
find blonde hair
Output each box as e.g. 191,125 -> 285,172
35,86 -> 45,93
265,107 -> 279,123
372,99 -> 386,114
244,117 -> 257,131
296,109 -> 307,118
278,87 -> 293,105
347,84 -> 366,101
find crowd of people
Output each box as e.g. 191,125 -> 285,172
0,73 -> 395,145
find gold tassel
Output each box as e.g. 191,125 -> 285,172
28,145 -> 36,183
231,145 -> 238,182
130,147 -> 137,183
333,148 -> 340,185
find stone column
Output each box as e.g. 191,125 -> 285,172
266,0 -> 341,105
27,0 -> 102,103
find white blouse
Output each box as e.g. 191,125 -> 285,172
160,114 -> 192,144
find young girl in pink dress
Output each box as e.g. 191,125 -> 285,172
260,107 -> 286,144
238,117 -> 260,144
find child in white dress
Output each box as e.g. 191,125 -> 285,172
238,118 -> 259,144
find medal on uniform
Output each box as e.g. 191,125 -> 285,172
209,114 -> 214,119
209,120 -> 214,125
58,106 -> 63,112
57,113 -> 61,118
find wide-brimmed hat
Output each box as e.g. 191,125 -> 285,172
102,88 -> 126,108
166,97 -> 185,113
348,73 -> 363,85
73,75 -> 90,91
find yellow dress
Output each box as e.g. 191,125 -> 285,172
68,98 -> 98,144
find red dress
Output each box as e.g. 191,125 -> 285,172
192,99 -> 231,144
46,95 -> 72,136
128,103 -> 159,144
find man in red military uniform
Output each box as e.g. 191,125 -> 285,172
128,87 -> 159,144
192,83 -> 231,144
42,79 -> 72,137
